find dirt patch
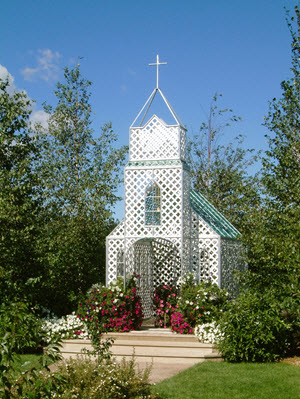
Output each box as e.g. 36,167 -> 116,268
281,356 -> 300,366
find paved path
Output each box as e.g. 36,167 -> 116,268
133,359 -> 202,383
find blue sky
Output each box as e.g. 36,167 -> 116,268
0,0 -> 298,219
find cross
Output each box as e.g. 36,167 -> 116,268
149,54 -> 167,89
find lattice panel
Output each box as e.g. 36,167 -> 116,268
106,238 -> 125,285
124,166 -> 183,238
197,238 -> 220,285
125,237 -> 181,318
108,219 -> 125,238
180,128 -> 187,162
132,241 -> 154,319
151,238 -> 181,287
221,238 -> 246,295
191,209 -> 216,238
130,116 -> 183,161
182,169 -> 191,274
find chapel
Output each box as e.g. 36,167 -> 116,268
106,56 -> 244,318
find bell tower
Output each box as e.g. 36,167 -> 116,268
106,56 -> 191,317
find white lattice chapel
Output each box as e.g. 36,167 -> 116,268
106,56 -> 244,318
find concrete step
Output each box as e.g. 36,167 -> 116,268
61,328 -> 221,363
62,341 -> 214,357
103,329 -> 206,343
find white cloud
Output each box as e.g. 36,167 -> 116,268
30,109 -> 49,130
21,49 -> 61,82
0,64 -> 17,94
0,64 -> 49,130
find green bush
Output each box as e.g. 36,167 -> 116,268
0,301 -> 63,399
177,279 -> 230,328
0,302 -> 43,354
217,292 -> 294,362
20,356 -> 161,399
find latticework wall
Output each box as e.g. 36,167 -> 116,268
190,208 -> 220,285
220,238 -> 245,295
130,115 -> 187,162
125,238 -> 181,318
106,220 -> 125,285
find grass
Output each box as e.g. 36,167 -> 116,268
152,361 -> 300,399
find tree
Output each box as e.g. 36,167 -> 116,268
189,94 -> 261,233
0,79 -> 45,304
239,8 -> 300,355
36,64 -> 127,314
246,6 -> 300,296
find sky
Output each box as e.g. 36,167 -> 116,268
0,0 -> 298,219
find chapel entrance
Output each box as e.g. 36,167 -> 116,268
127,238 -> 181,318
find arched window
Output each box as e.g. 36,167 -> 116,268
145,182 -> 161,225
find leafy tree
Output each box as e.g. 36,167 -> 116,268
36,64 -> 127,314
246,6 -> 300,293
0,79 -> 45,305
189,94 -> 261,233
240,6 -> 300,353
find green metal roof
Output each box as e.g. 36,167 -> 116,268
190,189 -> 241,239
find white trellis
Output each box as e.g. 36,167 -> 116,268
106,55 -> 245,318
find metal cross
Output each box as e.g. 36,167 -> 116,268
149,54 -> 167,89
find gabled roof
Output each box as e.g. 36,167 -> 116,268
190,190 -> 241,239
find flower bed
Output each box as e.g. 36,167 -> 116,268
152,284 -> 178,328
77,275 -> 143,334
194,321 -> 222,344
152,274 -> 230,335
41,312 -> 89,342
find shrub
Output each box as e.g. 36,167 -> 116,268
217,292 -> 294,362
0,302 -> 43,354
153,285 -> 178,328
0,302 -> 63,399
77,275 -> 143,336
176,279 -> 230,329
152,277 -> 230,334
19,356 -> 161,399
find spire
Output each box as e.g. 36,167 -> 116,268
131,55 -> 183,128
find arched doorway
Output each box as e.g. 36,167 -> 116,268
126,238 -> 181,318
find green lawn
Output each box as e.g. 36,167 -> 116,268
152,361 -> 300,399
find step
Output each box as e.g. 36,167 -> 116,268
103,330 -> 206,343
62,341 -> 214,357
61,330 -> 222,362
62,339 -> 213,351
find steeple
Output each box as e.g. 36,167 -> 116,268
131,55 -> 183,128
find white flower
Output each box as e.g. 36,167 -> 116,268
194,322 -> 222,344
